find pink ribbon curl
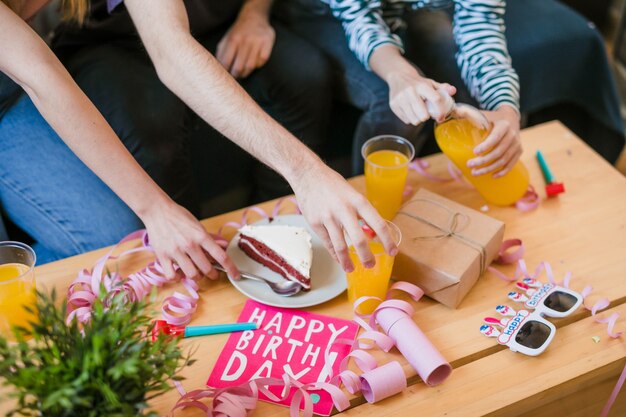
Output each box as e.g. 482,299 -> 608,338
171,374 -> 349,417
581,285 -> 625,417
66,229 -> 204,327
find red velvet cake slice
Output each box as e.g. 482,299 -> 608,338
238,225 -> 312,290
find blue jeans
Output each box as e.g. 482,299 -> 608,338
0,93 -> 143,264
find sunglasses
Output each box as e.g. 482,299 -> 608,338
507,277 -> 583,318
480,278 -> 583,356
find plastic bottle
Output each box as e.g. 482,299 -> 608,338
431,94 -> 529,206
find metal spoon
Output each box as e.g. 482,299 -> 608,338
212,264 -> 303,296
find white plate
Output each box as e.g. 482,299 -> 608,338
226,214 -> 346,308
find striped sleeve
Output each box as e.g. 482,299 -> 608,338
453,0 -> 520,111
328,0 -> 404,70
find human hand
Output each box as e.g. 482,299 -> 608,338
467,105 -> 522,178
216,8 -> 275,79
290,165 -> 398,272
387,67 -> 456,125
370,45 -> 456,123
140,200 -> 240,280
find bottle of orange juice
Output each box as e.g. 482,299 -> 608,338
432,96 -> 529,206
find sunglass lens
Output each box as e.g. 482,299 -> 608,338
544,291 -> 578,313
515,320 -> 551,349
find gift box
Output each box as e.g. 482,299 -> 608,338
391,189 -> 505,308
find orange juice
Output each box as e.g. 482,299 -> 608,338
435,118 -> 529,206
0,263 -> 36,338
365,150 -> 410,219
346,241 -> 396,315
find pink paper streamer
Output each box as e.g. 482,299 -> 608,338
486,240 -> 559,284
600,363 -> 626,417
582,286 -> 626,417
515,186 -> 540,212
360,361 -> 407,403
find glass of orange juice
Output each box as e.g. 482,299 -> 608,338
362,135 -> 415,220
0,242 -> 36,340
346,221 -> 402,315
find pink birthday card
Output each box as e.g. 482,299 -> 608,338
207,300 -> 359,415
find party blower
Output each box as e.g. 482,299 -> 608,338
151,320 -> 258,341
536,150 -> 565,197
374,300 -> 452,386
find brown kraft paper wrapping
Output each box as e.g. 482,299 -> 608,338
391,189 -> 505,308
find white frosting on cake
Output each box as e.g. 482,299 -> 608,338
239,225 -> 312,278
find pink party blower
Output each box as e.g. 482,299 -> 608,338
376,307 -> 452,386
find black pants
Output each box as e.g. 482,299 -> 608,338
57,19 -> 333,217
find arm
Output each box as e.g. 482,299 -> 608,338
0,3 -> 239,280
124,0 -> 398,271
328,0 -> 404,70
370,45 -> 456,124
329,0 -> 456,123
454,0 -> 522,177
216,0 -> 276,78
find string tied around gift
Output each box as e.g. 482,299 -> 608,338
397,198 -> 487,274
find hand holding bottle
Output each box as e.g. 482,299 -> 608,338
468,105 -> 522,178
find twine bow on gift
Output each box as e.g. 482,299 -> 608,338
396,198 -> 488,274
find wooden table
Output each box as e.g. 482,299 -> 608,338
4,121 -> 626,416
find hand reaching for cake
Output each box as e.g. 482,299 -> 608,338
291,166 -> 399,272
140,199 -> 240,281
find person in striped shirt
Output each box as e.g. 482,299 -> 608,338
276,0 -> 625,175
276,0 -> 522,177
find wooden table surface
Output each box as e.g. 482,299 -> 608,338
3,121 -> 626,417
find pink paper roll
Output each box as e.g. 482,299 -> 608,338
376,307 -> 452,386
360,361 -> 407,403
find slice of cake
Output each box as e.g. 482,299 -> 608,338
238,224 -> 312,291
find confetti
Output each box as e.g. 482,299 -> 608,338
480,205 -> 489,212
592,336 -> 600,344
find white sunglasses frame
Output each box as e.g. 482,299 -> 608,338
495,309 -> 557,356
521,283 -> 583,318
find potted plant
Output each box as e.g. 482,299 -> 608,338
0,289 -> 193,417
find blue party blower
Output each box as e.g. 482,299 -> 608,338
151,320 -> 258,341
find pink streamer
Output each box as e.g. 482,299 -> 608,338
409,159 -> 455,183
584,296 -> 626,417
515,186 -> 540,212
600,362 -> 626,417
485,240 -> 564,285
